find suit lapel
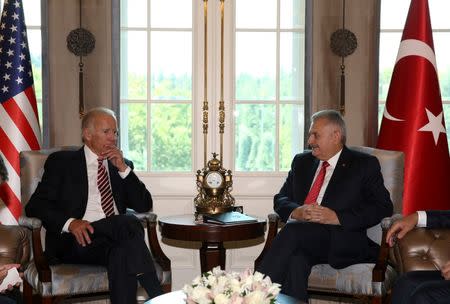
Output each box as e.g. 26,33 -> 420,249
76,147 -> 89,209
299,156 -> 320,202
322,146 -> 352,206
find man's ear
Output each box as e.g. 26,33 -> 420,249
82,128 -> 91,142
333,129 -> 342,144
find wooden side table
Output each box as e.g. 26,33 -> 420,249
158,214 -> 266,273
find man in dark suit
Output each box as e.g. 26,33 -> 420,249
25,107 -> 162,304
387,211 -> 450,303
256,110 -> 393,302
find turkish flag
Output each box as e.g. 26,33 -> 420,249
377,0 -> 450,215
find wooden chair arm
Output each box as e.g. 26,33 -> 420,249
19,215 -> 51,282
254,213 -> 280,270
126,209 -> 171,271
147,214 -> 171,272
372,214 -> 403,282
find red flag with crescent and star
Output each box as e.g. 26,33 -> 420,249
377,0 -> 450,215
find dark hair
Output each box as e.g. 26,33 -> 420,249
311,109 -> 347,145
0,155 -> 8,183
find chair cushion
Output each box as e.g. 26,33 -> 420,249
25,261 -> 109,296
308,263 -> 398,296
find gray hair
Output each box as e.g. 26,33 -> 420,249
311,109 -> 347,145
81,107 -> 117,142
0,155 -> 8,183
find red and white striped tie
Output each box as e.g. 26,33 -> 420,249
97,158 -> 115,217
304,161 -> 330,205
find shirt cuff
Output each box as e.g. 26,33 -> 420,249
62,218 -> 76,233
416,211 -> 427,227
118,166 -> 131,179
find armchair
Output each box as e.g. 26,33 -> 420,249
391,221 -> 450,274
19,147 -> 171,304
255,146 -> 404,304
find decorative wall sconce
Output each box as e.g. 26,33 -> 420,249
330,0 -> 357,115
66,0 -> 95,118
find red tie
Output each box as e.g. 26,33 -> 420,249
304,161 -> 330,205
97,158 -> 115,217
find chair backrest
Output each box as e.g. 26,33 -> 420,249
350,146 -> 404,244
20,147 -> 79,210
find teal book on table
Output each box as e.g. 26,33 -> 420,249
203,211 -> 257,225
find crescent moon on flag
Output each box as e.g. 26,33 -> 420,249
383,108 -> 404,121
383,39 -> 437,122
396,39 -> 437,72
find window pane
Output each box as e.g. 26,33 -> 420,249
120,103 -> 148,171
380,0 -> 409,29
429,0 -> 450,29
23,0 -> 40,26
28,29 -> 42,100
444,104 -> 450,146
235,104 -> 275,171
236,0 -> 276,29
379,33 -> 401,101
121,0 -> 147,28
280,32 -> 304,100
121,31 -> 147,100
151,31 -> 192,100
236,32 -> 276,100
280,104 -> 304,171
434,33 -> 450,101
280,0 -> 305,29
151,0 -> 192,28
151,104 -> 192,171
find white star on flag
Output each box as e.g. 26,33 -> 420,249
418,108 -> 446,145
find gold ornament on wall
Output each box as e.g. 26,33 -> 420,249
194,0 -> 235,217
330,0 -> 357,116
66,0 -> 95,119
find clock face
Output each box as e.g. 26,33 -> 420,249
205,171 -> 224,189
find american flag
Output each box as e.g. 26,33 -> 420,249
0,0 -> 41,224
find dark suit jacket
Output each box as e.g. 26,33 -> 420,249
25,147 -> 152,260
274,146 -> 393,268
426,210 -> 450,228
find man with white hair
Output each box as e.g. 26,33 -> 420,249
26,107 -> 162,303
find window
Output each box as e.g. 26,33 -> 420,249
23,0 -> 42,126
119,0 -> 306,173
234,0 -> 305,172
120,0 -> 193,172
379,0 -> 450,148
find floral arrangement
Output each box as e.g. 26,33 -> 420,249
183,266 -> 281,304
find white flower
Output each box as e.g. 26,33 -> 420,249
191,286 -> 211,304
214,293 -> 231,304
183,267 -> 280,304
243,290 -> 267,304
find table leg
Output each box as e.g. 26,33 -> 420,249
200,241 -> 226,273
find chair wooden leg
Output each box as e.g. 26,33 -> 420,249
23,280 -> 33,304
371,295 -> 385,304
40,296 -> 53,304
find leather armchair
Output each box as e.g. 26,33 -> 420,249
391,222 -> 450,274
255,146 -> 404,304
0,224 -> 30,271
19,147 -> 171,304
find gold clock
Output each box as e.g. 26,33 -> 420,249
194,153 -> 235,216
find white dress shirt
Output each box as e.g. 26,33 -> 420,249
310,149 -> 342,205
416,211 -> 427,227
62,145 -> 131,232
288,149 -> 342,221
